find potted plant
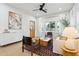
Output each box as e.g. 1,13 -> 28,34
61,19 -> 70,27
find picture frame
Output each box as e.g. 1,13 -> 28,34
8,11 -> 22,30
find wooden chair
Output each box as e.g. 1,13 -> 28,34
22,36 -> 40,56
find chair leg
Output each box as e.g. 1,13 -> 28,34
31,51 -> 33,56
31,46 -> 33,56
22,44 -> 24,52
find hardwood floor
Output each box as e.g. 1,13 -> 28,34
0,42 -> 37,56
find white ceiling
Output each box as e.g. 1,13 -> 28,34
6,3 -> 74,17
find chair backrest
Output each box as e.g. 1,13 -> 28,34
22,36 -> 32,45
46,32 -> 53,50
47,32 -> 53,38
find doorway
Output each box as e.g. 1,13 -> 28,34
29,21 -> 35,38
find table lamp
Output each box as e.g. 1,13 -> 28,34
62,27 -> 78,39
61,27 -> 78,50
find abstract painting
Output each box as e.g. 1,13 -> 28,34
8,11 -> 22,30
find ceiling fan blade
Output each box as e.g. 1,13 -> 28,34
40,3 -> 45,9
42,3 -> 45,6
32,9 -> 39,11
42,9 -> 47,13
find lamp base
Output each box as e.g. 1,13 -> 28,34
61,45 -> 78,56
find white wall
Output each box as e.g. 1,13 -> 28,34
0,3 -> 36,37
0,4 -> 40,45
69,4 -> 77,27
0,4 -> 30,44
75,4 -> 79,33
69,3 -> 79,34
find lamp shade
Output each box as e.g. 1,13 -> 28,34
62,27 -> 78,39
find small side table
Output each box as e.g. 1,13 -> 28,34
40,38 -> 51,46
61,45 -> 78,56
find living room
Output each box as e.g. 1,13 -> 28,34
0,3 -> 79,56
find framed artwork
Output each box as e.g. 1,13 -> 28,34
8,11 -> 22,30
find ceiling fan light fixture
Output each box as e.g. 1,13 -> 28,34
59,8 -> 62,11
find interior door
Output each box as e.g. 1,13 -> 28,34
30,21 -> 35,38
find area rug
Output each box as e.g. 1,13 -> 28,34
24,45 -> 63,56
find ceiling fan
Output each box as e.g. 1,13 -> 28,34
33,3 -> 47,13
